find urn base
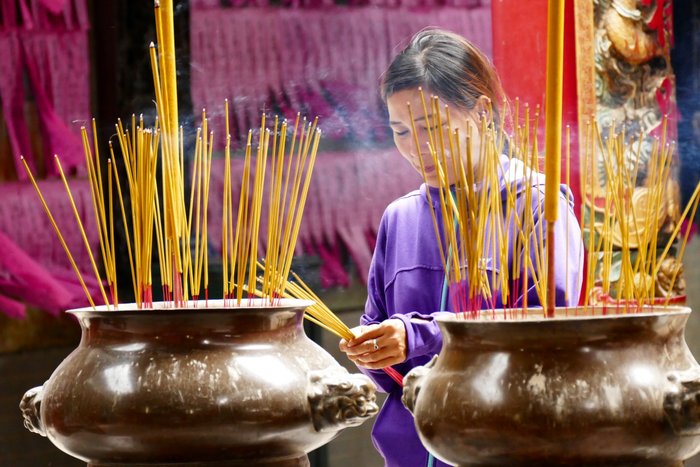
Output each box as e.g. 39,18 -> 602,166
453,460 -> 683,467
87,453 -> 310,467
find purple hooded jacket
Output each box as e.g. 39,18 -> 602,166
358,156 -> 584,467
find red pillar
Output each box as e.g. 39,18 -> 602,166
492,0 -> 584,303
491,0 -> 581,207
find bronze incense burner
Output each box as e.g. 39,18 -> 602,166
403,306 -> 700,466
20,299 -> 378,466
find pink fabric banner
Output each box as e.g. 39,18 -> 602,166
0,0 -> 90,179
0,178 -> 103,317
191,0 -> 484,7
191,3 -> 492,286
0,30 -> 37,179
22,31 -> 86,176
0,292 -> 26,319
190,5 -> 493,148
0,229 -> 74,316
38,0 -> 68,15
0,179 -> 99,279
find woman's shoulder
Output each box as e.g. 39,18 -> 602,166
500,156 -> 574,200
382,187 -> 425,218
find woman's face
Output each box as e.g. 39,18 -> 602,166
386,88 -> 481,187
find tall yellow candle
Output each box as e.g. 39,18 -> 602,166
544,0 -> 565,314
159,0 -> 178,142
544,0 -> 565,220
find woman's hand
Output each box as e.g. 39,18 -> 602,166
339,319 -> 407,370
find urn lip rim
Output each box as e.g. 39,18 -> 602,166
66,298 -> 315,315
436,305 -> 691,324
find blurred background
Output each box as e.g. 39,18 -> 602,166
1,0 -> 699,465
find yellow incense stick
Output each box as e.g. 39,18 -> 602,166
110,145 -> 138,302
55,156 -> 110,308
20,157 -> 96,309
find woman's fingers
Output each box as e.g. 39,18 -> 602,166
356,355 -> 403,370
339,319 -> 407,369
339,325 -> 372,352
347,325 -> 382,347
342,338 -> 379,357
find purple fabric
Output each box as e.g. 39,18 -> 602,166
358,156 -> 584,467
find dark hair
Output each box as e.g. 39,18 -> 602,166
381,29 -> 505,120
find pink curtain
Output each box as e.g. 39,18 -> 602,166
192,0 -> 485,8
0,179 -> 103,317
190,4 -> 493,147
0,1 -> 36,177
192,1 -> 492,286
0,0 -> 94,318
0,0 -> 90,179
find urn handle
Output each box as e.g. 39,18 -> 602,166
402,354 -> 438,414
307,369 -> 379,432
664,368 -> 700,435
20,385 -> 46,437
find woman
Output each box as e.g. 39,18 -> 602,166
339,29 -> 584,466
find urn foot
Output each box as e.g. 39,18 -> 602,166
453,460 -> 684,467
87,454 -> 310,467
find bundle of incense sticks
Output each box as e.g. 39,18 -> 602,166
411,87 -> 700,317
249,261 -> 404,386
18,1 -> 401,386
20,0 -> 321,310
409,90 -> 553,318
222,105 -> 321,306
581,118 -> 700,310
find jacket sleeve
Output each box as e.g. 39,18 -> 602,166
388,310 -> 452,358
555,185 -> 584,306
355,214 -> 401,393
356,212 -> 453,391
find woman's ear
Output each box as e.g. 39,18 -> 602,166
474,95 -> 492,122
